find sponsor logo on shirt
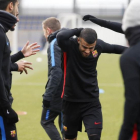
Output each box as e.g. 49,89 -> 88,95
10,130 -> 16,137
92,50 -> 98,58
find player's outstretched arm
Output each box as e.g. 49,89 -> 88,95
98,39 -> 127,54
83,15 -> 123,34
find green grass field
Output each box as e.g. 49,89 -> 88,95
11,52 -> 125,140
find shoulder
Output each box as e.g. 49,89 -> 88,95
120,47 -> 136,64
96,39 -> 106,46
0,28 -> 6,49
95,39 -> 105,49
0,28 -> 6,40
49,38 -> 62,52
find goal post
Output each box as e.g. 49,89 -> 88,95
57,13 -> 82,29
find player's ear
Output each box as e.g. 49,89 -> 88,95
6,2 -> 14,12
47,27 -> 52,34
77,37 -> 80,44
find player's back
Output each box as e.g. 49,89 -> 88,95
120,41 -> 140,67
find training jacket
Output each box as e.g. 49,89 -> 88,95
89,17 -> 140,140
43,31 -> 63,112
9,52 -> 24,105
10,51 -> 24,87
57,28 -> 127,102
119,26 -> 140,140
0,10 -> 17,108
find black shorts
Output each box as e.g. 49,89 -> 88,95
62,100 -> 102,138
0,111 -> 17,140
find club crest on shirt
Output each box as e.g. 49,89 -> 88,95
92,50 -> 98,58
63,126 -> 67,131
10,130 -> 16,137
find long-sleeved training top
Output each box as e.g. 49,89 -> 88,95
88,16 -> 123,34
57,28 -> 127,102
43,31 -> 63,112
0,10 -> 17,108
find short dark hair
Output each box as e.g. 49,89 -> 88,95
0,0 -> 17,10
79,28 -> 97,44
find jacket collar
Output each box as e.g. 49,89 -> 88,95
0,10 -> 17,32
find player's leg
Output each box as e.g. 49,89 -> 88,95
82,100 -> 102,140
134,110 -> 140,140
40,107 -> 62,140
58,112 -> 65,140
86,128 -> 102,140
62,100 -> 81,140
0,115 -> 17,140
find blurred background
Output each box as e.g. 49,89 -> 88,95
8,0 -> 131,53
9,0 -> 132,140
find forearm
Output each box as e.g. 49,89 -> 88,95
90,17 -> 123,34
11,51 -> 24,63
109,45 -> 127,54
100,39 -> 127,54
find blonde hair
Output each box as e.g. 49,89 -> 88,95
42,17 -> 61,32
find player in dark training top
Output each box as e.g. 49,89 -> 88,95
57,28 -> 127,140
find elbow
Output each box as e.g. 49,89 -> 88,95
56,32 -> 65,44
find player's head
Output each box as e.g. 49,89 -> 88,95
122,0 -> 140,46
77,28 -> 97,57
0,0 -> 19,19
42,17 -> 61,40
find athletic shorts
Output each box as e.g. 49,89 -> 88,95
0,110 -> 17,140
62,99 -> 102,139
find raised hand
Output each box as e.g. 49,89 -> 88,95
21,41 -> 40,57
83,15 -> 96,21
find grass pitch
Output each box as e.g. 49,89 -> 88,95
11,52 -> 124,140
